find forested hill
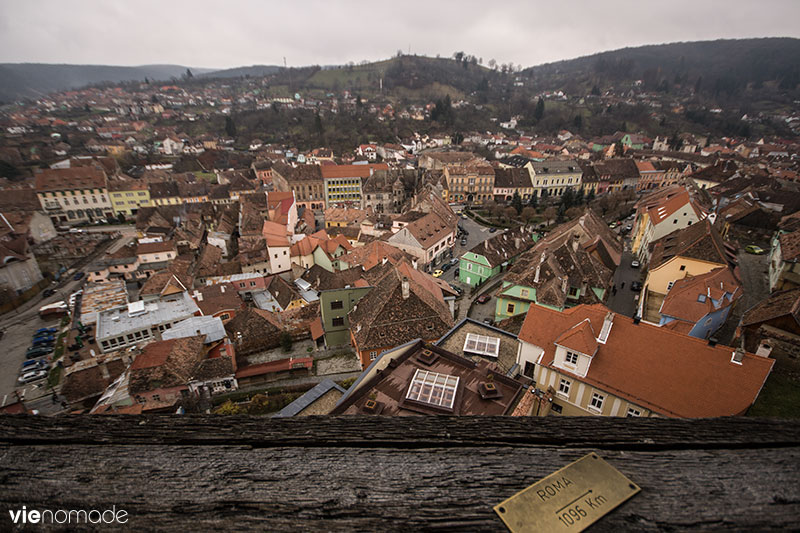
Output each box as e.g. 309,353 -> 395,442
522,38 -> 800,98
0,63 -> 216,102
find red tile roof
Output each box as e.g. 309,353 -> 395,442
35,166 -> 107,191
555,319 -> 599,355
518,304 -> 774,417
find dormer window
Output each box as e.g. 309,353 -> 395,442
565,351 -> 579,365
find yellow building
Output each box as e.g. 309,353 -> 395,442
108,179 -> 152,216
639,220 -> 733,322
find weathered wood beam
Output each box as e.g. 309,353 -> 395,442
0,416 -> 798,531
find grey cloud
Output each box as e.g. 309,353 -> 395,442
0,0 -> 798,68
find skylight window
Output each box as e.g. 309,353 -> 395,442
463,333 -> 501,358
406,369 -> 459,409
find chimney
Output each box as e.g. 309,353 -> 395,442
732,348 -> 745,365
755,342 -> 773,357
571,233 -> 580,252
534,252 -> 545,283
708,337 -> 718,347
220,285 -> 226,293
382,256 -> 388,266
401,277 -> 410,300
411,258 -> 418,270
632,316 -> 641,325
99,363 -> 110,380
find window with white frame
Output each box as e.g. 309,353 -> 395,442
558,378 -> 571,396
589,392 -> 605,411
565,351 -> 579,365
405,369 -> 459,409
627,407 -> 641,417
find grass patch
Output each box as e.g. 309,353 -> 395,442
193,171 -> 217,183
47,365 -> 62,388
338,377 -> 358,390
748,370 -> 800,418
52,332 -> 67,361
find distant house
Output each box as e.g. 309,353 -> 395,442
768,228 -> 800,292
495,210 -> 621,321
657,267 -> 741,339
640,220 -> 737,323
458,227 -> 534,288
631,186 -> 707,262
738,288 -> 800,359
0,237 -> 44,294
348,261 -> 454,369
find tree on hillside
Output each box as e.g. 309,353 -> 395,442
488,59 -> 497,70
534,98 -> 545,120
225,116 -> 237,138
453,51 -> 465,63
184,68 -> 193,80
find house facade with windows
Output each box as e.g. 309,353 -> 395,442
526,159 -> 582,198
108,178 -> 152,216
442,163 -> 496,205
35,166 -> 113,225
516,304 -> 774,417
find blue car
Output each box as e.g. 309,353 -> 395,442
35,327 -> 57,335
31,336 -> 55,347
22,358 -> 48,370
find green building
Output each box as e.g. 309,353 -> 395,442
319,286 -> 373,347
458,227 -> 534,288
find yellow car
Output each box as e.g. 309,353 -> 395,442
432,269 -> 444,278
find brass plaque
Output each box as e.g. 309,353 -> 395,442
494,453 -> 640,533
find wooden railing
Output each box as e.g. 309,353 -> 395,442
0,416 -> 797,531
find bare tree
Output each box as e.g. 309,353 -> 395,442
543,207 -> 557,225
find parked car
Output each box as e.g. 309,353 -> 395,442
450,285 -> 463,295
461,213 -> 468,219
450,258 -> 459,265
432,269 -> 444,278
483,318 -> 493,325
441,263 -> 452,272
625,225 -> 632,232
26,346 -> 53,359
22,358 -> 48,371
631,260 -> 640,268
73,271 -> 85,281
42,288 -> 56,298
460,238 -> 468,246
631,281 -> 643,291
745,245 -> 765,255
476,294 -> 491,304
453,268 -> 459,277
18,369 -> 48,384
489,227 -> 497,233
32,336 -> 55,347
35,327 -> 57,335
609,222 -> 617,229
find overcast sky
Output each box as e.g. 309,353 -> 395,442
1,1 -> 799,69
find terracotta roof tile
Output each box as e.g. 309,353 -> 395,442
518,304 -> 774,417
